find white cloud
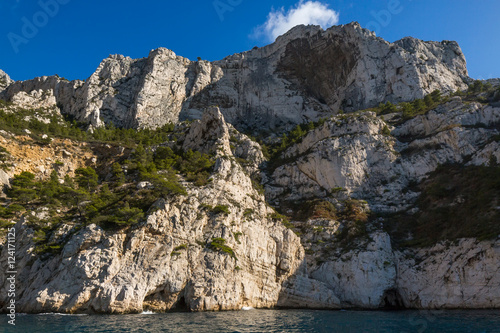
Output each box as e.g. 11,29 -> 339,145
253,1 -> 340,42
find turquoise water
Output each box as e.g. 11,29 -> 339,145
2,309 -> 499,332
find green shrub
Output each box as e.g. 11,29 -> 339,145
0,219 -> 15,230
75,167 -> 99,193
0,147 -> 12,170
381,125 -> 391,136
212,205 -> 230,215
424,94 -> 434,107
3,204 -> 26,218
243,209 -> 254,218
343,199 -> 368,223
177,149 -> 215,186
0,105 -> 177,147
32,229 -> 46,243
199,203 -> 213,211
34,243 -> 63,256
173,244 -> 188,251
113,202 -> 144,225
469,80 -> 485,94
310,200 -> 337,220
269,212 -> 293,229
251,178 -> 265,195
372,91 -> 446,122
8,172 -> 38,204
208,237 -> 237,259
141,168 -> 187,197
91,202 -> 144,228
378,101 -> 397,115
264,118 -> 327,162
111,163 -> 126,185
233,232 -> 243,244
430,89 -> 442,103
154,146 -> 177,170
331,187 -> 346,194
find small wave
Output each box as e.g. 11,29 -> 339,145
140,311 -> 156,315
37,313 -> 88,316
241,306 -> 254,311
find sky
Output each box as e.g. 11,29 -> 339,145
0,0 -> 499,82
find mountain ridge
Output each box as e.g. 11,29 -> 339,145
1,22 -> 469,133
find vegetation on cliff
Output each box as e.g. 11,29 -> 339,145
0,105 -> 216,254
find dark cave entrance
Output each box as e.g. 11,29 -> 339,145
171,296 -> 189,312
381,289 -> 406,310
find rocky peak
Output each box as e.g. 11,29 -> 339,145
394,37 -> 467,78
274,22 -> 374,45
0,69 -> 13,92
148,47 -> 188,63
274,24 -> 323,44
183,106 -> 232,156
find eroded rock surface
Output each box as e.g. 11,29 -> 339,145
0,108 -> 327,313
1,23 -> 468,133
0,69 -> 12,92
267,99 -> 500,213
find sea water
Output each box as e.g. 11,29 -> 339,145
2,309 -> 499,332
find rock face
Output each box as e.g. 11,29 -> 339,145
396,238 -> 500,309
10,89 -> 58,110
310,232 -> 397,308
0,169 -> 9,195
0,69 -> 12,92
306,233 -> 500,309
0,108 -> 337,313
267,97 -> 500,213
1,22 -> 468,132
182,106 -> 232,155
0,98 -> 499,312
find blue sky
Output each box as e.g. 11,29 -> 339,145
0,0 -> 498,81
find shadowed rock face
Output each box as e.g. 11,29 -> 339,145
277,35 -> 360,107
0,22 -> 468,133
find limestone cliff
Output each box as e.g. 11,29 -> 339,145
267,97 -> 500,213
0,107 -> 338,313
0,22 -> 498,314
0,22 -> 468,132
0,99 -> 499,313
